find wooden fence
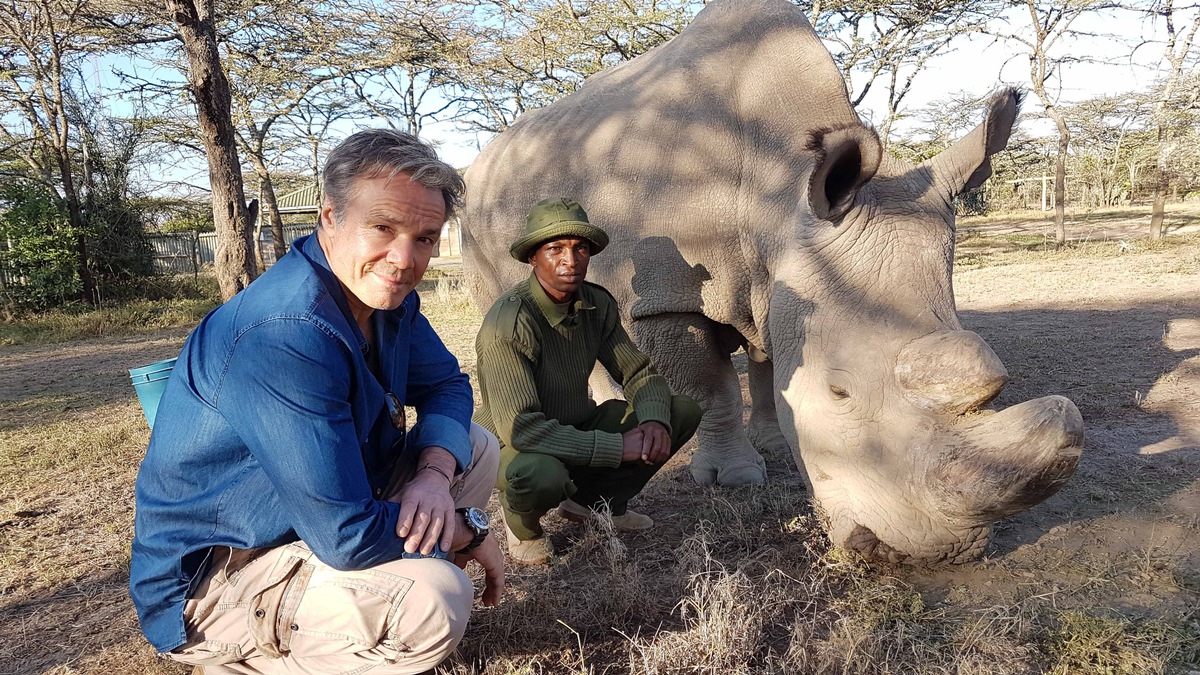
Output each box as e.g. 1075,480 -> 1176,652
148,224 -> 317,274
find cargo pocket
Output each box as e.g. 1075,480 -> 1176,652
285,566 -> 415,659
247,549 -> 309,659
169,639 -> 246,666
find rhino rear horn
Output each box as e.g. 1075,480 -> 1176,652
806,125 -> 882,222
927,88 -> 1023,195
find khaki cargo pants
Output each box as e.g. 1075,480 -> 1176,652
168,423 -> 500,674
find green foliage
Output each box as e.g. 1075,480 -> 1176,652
154,198 -> 215,233
88,194 -> 155,280
0,182 -> 79,310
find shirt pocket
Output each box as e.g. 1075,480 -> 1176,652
285,566 -> 415,659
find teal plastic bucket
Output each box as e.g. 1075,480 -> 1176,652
129,357 -> 177,429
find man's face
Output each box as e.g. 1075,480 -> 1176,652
530,236 -> 592,303
319,173 -> 444,326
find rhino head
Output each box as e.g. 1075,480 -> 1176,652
767,89 -> 1083,564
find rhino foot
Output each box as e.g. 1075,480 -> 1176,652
747,422 -> 791,458
690,449 -> 767,486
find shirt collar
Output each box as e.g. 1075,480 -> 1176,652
528,273 -> 595,328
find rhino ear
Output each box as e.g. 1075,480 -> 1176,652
807,125 -> 882,222
927,88 -> 1023,195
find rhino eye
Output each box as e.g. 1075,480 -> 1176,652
829,384 -> 850,400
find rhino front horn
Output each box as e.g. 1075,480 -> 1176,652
927,395 -> 1084,523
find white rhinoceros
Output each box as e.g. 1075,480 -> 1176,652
460,0 -> 1083,564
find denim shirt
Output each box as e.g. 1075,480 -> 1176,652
130,233 -> 473,653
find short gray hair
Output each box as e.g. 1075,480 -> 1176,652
322,129 -> 465,225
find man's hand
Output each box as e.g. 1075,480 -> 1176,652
454,535 -> 505,607
620,422 -> 670,464
639,421 -> 671,464
620,426 -> 644,463
388,447 -> 457,555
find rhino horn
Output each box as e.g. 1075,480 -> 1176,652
925,88 -> 1024,196
806,125 -> 882,221
895,330 -> 1008,416
927,395 -> 1083,523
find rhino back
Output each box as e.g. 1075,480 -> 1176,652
463,0 -> 863,344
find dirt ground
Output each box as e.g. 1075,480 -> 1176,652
1,219 -> 1198,673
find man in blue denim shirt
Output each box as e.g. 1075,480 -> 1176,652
131,130 -> 503,674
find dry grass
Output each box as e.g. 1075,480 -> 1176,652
0,276 -> 219,347
3,212 -> 1200,674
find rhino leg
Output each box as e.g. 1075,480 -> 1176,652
746,357 -> 793,460
588,364 -> 623,402
631,312 -> 766,486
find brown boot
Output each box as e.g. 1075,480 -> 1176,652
504,523 -> 555,565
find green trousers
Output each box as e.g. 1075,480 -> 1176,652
497,395 -> 702,540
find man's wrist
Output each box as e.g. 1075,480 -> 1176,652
449,518 -> 474,552
416,463 -> 453,484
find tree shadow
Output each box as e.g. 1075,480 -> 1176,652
959,302 -> 1200,556
0,567 -> 178,674
0,331 -> 186,432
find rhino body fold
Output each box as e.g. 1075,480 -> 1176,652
461,0 -> 1083,564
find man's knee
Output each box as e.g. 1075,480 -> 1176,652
503,452 -> 572,513
670,394 -> 702,446
381,558 -> 473,667
469,423 -> 500,483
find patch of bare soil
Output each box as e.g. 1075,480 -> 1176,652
913,240 -> 1200,632
958,203 -> 1200,241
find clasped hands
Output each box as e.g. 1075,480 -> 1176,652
620,420 -> 671,465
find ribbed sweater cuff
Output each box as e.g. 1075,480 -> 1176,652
634,401 -> 673,435
591,431 -> 624,468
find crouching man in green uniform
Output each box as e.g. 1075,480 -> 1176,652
474,198 -> 702,565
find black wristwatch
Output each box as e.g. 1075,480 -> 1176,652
456,507 -> 490,553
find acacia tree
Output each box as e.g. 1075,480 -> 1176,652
1144,0 -> 1200,240
996,0 -> 1117,246
0,0 -> 100,301
1060,93 -> 1150,207
283,89 -> 355,201
341,1 -> 470,135
226,4 -> 350,262
450,0 -> 698,133
160,0 -> 257,300
806,0 -> 1006,146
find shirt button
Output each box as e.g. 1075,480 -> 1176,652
255,609 -> 265,618
290,623 -> 299,631
374,487 -> 383,498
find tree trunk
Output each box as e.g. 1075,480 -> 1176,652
262,180 -> 286,261
1047,106 -> 1070,247
1150,122 -> 1169,241
249,158 -> 287,261
168,0 -> 257,301
55,148 -> 96,303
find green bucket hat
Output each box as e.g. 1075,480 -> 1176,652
509,197 -> 610,261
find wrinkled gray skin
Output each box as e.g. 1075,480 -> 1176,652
462,0 -> 1084,564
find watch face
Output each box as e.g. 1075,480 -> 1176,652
465,507 -> 490,530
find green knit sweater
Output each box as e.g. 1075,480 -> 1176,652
474,275 -> 674,469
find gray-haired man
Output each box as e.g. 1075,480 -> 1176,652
131,129 -> 502,674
